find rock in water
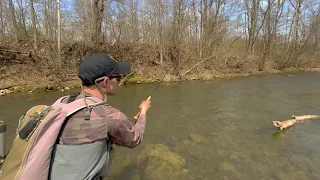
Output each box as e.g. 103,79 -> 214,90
216,161 -> 246,179
0,89 -> 13,96
189,133 -> 209,144
135,144 -> 189,179
3,89 -> 12,94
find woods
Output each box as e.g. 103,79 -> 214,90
0,0 -> 319,89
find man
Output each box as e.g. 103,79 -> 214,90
49,53 -> 151,180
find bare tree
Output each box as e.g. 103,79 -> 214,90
8,0 -> 19,40
30,0 -> 38,49
43,0 -> 48,39
131,0 -> 139,42
57,0 -> 61,67
245,0 -> 260,53
48,0 -> 57,41
198,0 -> 227,58
0,0 -> 4,38
170,0 -> 187,78
92,0 -> 104,43
192,0 -> 200,57
292,0 -> 302,43
259,0 -> 286,70
281,0 -> 305,68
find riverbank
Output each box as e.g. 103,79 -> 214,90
1,41 -> 320,96
1,67 -> 320,96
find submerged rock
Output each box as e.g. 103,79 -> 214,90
229,152 -> 251,162
143,157 -> 189,180
272,169 -> 289,180
182,139 -> 194,146
132,174 -> 141,180
161,138 -> 177,149
135,144 -> 189,180
216,161 -> 246,179
189,133 -> 209,144
139,144 -> 186,168
217,162 -> 236,174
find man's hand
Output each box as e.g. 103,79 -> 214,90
139,96 -> 151,114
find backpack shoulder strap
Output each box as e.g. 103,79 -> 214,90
52,96 -> 105,117
67,94 -> 79,103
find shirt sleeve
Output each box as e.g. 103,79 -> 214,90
104,105 -> 147,148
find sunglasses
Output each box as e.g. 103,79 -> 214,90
109,75 -> 122,81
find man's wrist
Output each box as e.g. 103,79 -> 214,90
140,109 -> 147,115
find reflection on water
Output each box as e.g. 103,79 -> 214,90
1,72 -> 320,179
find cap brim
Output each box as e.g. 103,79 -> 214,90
115,62 -> 131,75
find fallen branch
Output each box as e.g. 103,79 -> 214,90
181,54 -> 216,76
272,114 -> 320,130
0,49 -> 32,55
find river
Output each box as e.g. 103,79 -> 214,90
1,72 -> 320,179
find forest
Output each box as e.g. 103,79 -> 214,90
0,0 -> 319,90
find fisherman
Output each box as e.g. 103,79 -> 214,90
49,53 -> 151,179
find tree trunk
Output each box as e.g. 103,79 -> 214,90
192,0 -> 200,58
30,0 -> 38,49
158,0 -> 164,66
295,0 -> 302,43
57,0 -> 61,68
43,0 -> 48,39
282,0 -> 304,68
245,0 -> 260,53
0,0 -> 4,38
171,0 -> 185,79
8,0 -> 19,41
200,0 -> 203,58
92,0 -> 104,43
17,0 -> 29,38
48,0 -> 53,40
260,0 -> 272,71
131,0 -> 139,42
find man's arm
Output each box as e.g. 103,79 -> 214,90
105,106 -> 147,148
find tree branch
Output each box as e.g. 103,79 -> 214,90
182,54 -> 216,76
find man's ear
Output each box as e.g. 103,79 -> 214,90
103,77 -> 109,85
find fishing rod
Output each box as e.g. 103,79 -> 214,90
133,69 -> 169,120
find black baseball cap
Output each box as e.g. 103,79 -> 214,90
79,53 -> 130,85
